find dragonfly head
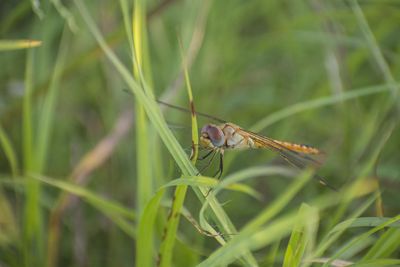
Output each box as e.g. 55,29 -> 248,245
200,124 -> 225,148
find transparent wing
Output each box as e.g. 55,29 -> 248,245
238,128 -> 337,191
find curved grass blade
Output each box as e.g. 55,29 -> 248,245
197,171 -> 312,267
349,258 -> 400,267
313,192 -> 379,260
197,179 -> 311,266
362,228 -> 400,260
74,2 -> 258,265
163,175 -> 262,200
32,175 -> 135,236
324,215 -> 400,267
350,0 -> 399,100
251,84 -> 392,132
330,217 -> 400,234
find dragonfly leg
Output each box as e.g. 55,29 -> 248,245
219,153 -> 224,178
212,152 -> 224,179
205,151 -> 225,197
198,149 -> 215,161
197,149 -> 217,175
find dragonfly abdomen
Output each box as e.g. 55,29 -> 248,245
272,140 -> 321,154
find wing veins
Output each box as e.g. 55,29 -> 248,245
157,100 -> 227,123
241,129 -> 322,167
238,129 -> 337,191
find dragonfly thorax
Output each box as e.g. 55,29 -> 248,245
200,124 -> 226,148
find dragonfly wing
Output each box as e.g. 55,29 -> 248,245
238,129 -> 336,190
240,129 -> 322,166
157,100 -> 227,123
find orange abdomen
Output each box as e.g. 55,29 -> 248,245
272,140 -> 321,155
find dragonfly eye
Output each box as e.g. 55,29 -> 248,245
200,124 -> 225,147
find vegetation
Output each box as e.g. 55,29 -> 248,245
0,1 -> 399,266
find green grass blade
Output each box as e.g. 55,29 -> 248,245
23,47 -> 44,265
197,172 -> 312,267
314,193 -> 378,259
283,204 -> 318,267
22,49 -> 34,172
74,1 -> 258,265
158,185 -> 188,267
0,39 -> 42,51
50,0 -> 79,32
163,175 -> 261,199
196,207 -> 307,267
181,39 -> 199,163
198,166 -> 294,216
137,189 -> 165,267
32,175 -> 136,235
0,191 -> 19,245
263,239 -> 281,267
211,166 -> 294,198
30,0 -> 44,19
330,121 -> 394,228
3,2 -> 400,267
240,170 -> 311,231
362,228 -> 400,260
325,215 -> 400,266
330,217 -> 400,234
131,0 -> 153,214
0,2 -> 30,34
74,0 -> 194,182
118,0 -> 134,51
35,28 -> 69,171
135,103 -> 153,212
251,84 -> 391,132
350,0 -> 399,100
158,38 -> 200,267
352,259 -> 400,267
0,124 -> 19,177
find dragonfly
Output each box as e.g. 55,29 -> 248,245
159,100 -> 337,191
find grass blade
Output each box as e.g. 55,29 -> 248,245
32,175 -> 136,236
0,39 -> 42,51
163,175 -> 262,199
325,215 -> 400,266
23,47 -> 43,266
74,1 -> 258,265
0,124 -> 18,177
362,228 -> 400,260
158,37 -> 200,267
251,84 -> 391,132
137,190 -> 165,267
197,171 -> 313,267
36,28 -> 69,171
283,204 -> 318,267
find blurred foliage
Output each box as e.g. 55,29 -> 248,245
0,0 -> 400,266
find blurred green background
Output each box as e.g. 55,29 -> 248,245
1,1 -> 400,267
